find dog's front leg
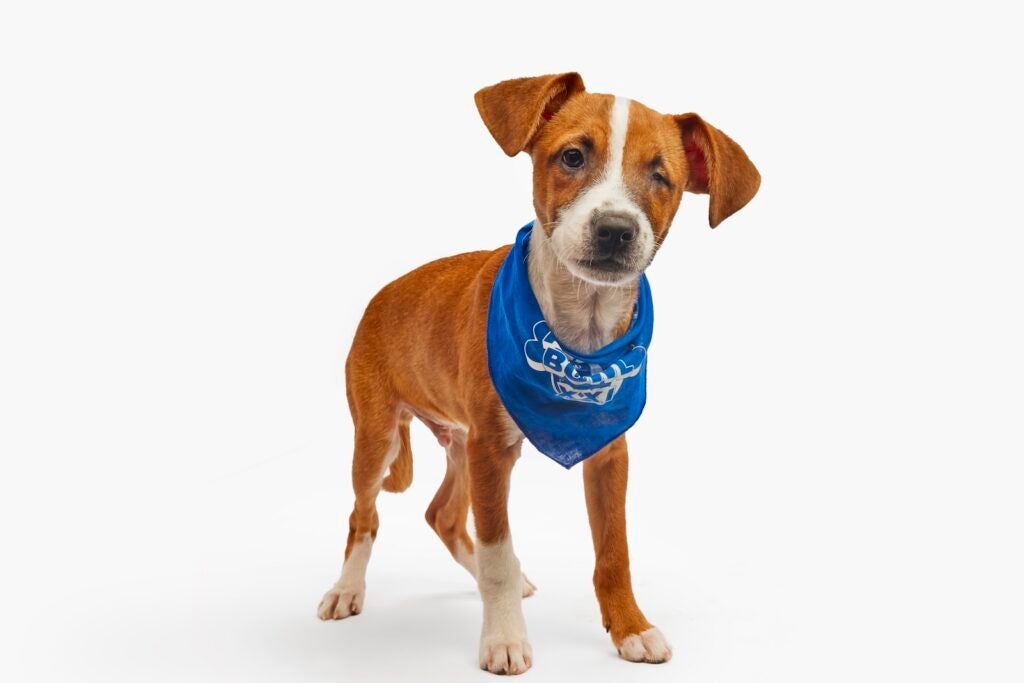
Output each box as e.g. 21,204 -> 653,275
584,436 -> 672,663
467,430 -> 531,675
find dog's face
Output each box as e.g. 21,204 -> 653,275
526,94 -> 681,284
475,73 -> 760,285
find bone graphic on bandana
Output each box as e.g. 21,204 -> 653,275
523,321 -> 645,405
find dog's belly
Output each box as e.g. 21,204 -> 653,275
400,401 -> 522,450
400,403 -> 469,447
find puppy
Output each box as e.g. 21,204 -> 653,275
317,72 -> 759,674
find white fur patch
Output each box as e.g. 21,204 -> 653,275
548,96 -> 654,285
455,538 -> 536,598
317,535 -> 372,620
527,224 -> 642,353
476,538 -> 532,674
617,626 -> 672,663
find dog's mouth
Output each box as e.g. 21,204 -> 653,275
578,256 -> 631,273
545,219 -> 649,285
572,255 -> 640,284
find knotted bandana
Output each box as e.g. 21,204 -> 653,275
486,222 -> 653,468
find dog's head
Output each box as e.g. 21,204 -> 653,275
475,73 -> 760,285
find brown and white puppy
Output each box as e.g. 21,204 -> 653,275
317,72 -> 759,674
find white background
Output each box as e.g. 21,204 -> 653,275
2,2 -> 1022,681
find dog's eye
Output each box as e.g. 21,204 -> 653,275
652,171 -> 671,187
561,148 -> 584,168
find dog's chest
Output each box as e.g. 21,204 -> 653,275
535,285 -> 637,355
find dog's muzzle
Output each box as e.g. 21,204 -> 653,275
583,211 -> 642,272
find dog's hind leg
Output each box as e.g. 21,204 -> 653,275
317,384 -> 403,620
425,431 -> 475,575
425,430 -> 536,598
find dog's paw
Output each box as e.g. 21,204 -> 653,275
479,637 -> 533,675
616,626 -> 672,663
521,572 -> 537,598
317,583 -> 365,620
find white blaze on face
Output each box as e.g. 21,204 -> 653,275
550,96 -> 655,284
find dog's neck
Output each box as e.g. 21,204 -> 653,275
527,220 -> 639,354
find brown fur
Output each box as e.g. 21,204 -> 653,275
676,113 -> 761,227
528,93 -> 615,232
328,72 -> 759,665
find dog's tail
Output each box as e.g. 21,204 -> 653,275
381,420 -> 413,492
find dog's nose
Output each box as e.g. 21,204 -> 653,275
592,212 -> 638,253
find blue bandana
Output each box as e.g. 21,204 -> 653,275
486,222 -> 653,468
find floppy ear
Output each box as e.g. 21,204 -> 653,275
674,113 -> 760,228
474,72 -> 585,156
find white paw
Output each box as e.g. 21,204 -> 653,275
479,637 -> 533,675
617,626 -> 672,663
317,583 -> 365,620
521,573 -> 537,598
